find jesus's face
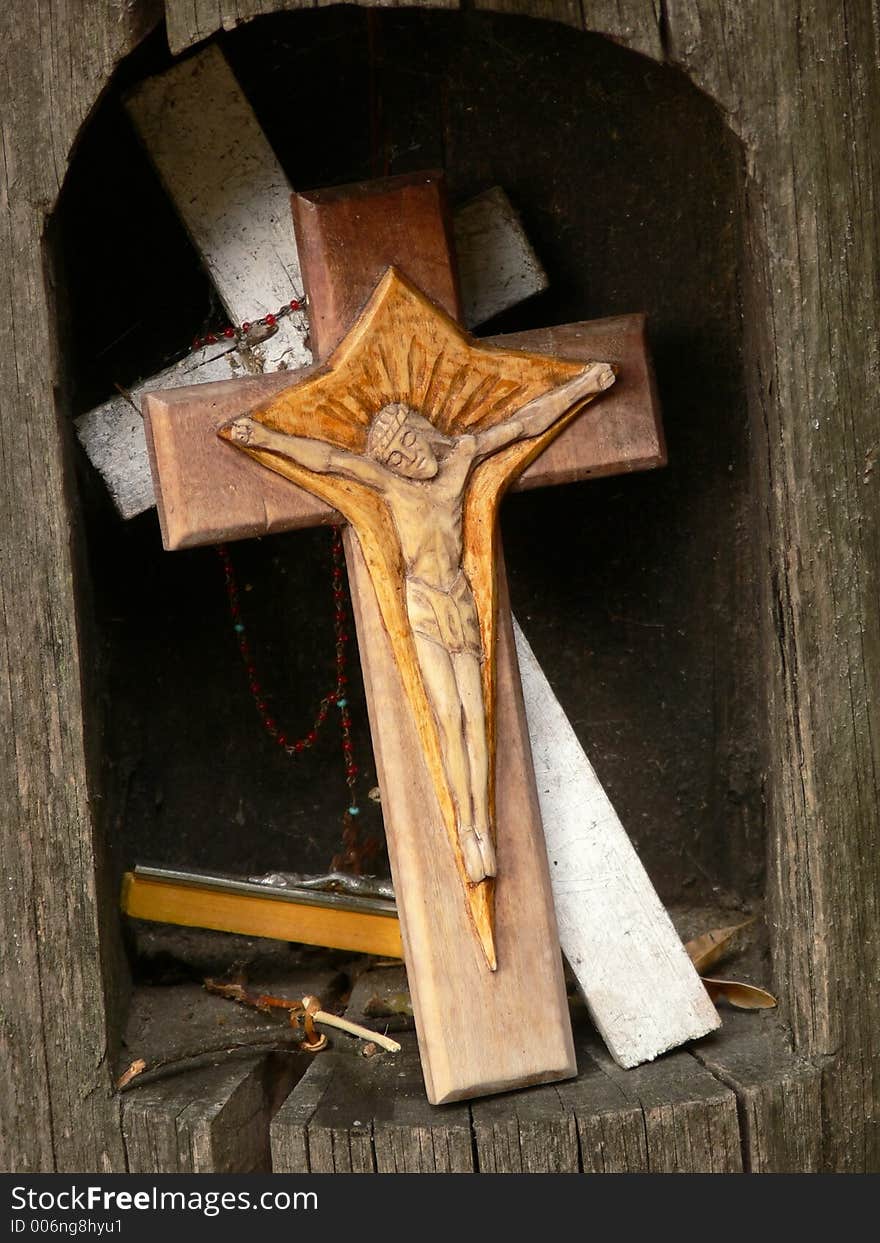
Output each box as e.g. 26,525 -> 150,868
382,421 -> 439,480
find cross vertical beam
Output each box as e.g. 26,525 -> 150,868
290,173 -> 576,1102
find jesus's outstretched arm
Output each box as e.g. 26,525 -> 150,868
223,416 -> 389,490
473,361 -> 616,460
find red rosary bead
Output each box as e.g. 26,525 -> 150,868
265,313 -> 276,326
217,526 -> 360,831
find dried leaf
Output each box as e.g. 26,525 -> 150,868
685,918 -> 755,974
116,1058 -> 146,1090
702,977 -> 777,1009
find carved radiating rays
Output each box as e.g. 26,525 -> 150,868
248,268 -> 584,452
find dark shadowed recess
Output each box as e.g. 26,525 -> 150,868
55,6 -> 760,908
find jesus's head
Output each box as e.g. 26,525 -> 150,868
366,403 -> 444,480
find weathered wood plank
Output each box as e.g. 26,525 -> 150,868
660,0 -> 880,1171
516,618 -> 719,1067
452,186 -> 548,328
277,973 -> 827,1175
126,45 -> 310,375
75,346 -> 251,519
472,1086 -> 580,1172
164,1 -> 459,55
272,970 -> 474,1172
692,1010 -> 823,1173
0,0 -> 161,1174
123,1058 -> 282,1173
472,0 -> 582,32
590,1043 -> 743,1173
556,1049 -> 649,1173
578,1 -> 665,60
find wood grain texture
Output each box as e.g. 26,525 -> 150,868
578,0 -> 665,60
275,970 -> 819,1174
452,186 -> 548,328
0,0 -> 161,1175
4,0 -> 879,1172
589,1043 -> 743,1173
126,44 -> 310,374
692,1011 -> 823,1174
272,970 -> 474,1172
659,0 -> 880,1173
515,618 -> 719,1067
292,173 -> 462,358
164,0 -> 458,53
473,0 -> 582,30
348,535 -> 574,1101
75,345 -> 249,519
122,1059 -> 280,1173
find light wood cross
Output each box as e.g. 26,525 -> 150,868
145,170 -> 705,1102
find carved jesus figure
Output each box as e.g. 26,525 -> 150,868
227,360 -> 614,885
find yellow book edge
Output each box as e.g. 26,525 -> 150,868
121,870 -> 404,960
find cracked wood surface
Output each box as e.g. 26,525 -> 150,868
273,967 -> 821,1173
2,0 -> 879,1170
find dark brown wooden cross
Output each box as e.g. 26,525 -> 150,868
144,171 -> 663,1104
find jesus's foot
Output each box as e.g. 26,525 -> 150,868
460,828 -> 497,883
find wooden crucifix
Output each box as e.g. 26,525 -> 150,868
144,171 -> 667,1103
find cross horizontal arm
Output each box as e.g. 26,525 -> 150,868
145,314 -> 663,551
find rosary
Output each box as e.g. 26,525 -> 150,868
194,296 -> 381,875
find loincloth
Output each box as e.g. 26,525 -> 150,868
405,571 -> 483,658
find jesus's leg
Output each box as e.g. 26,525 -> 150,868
412,631 -> 489,883
451,651 -> 497,879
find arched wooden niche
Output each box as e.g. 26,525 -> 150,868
58,7 -> 756,904
6,0 -> 878,1174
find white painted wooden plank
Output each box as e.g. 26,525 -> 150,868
125,44 -> 309,375
513,618 -> 721,1067
76,343 -> 247,518
453,186 -> 548,327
